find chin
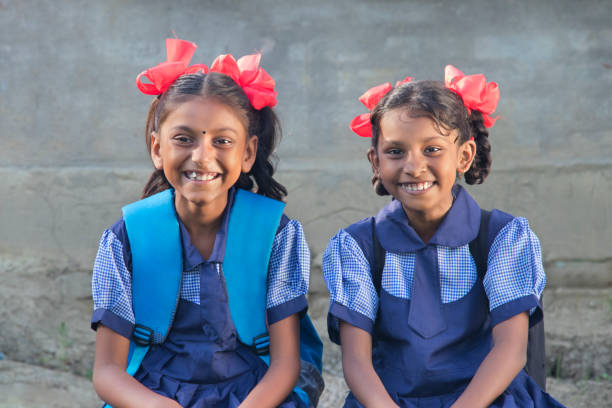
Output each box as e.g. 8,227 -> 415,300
396,196 -> 434,212
177,190 -> 218,206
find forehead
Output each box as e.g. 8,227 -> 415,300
379,109 -> 455,143
161,96 -> 248,134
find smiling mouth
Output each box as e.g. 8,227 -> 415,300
400,181 -> 434,192
184,171 -> 220,182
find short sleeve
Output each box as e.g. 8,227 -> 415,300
91,228 -> 135,339
265,219 -> 310,325
322,229 -> 378,343
484,217 -> 546,327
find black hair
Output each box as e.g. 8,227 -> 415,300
369,80 -> 491,195
142,71 -> 287,201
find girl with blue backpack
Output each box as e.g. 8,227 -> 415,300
91,38 -> 322,408
322,67 -> 565,407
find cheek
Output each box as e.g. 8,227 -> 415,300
160,147 -> 181,164
376,158 -> 390,174
222,150 -> 247,174
378,159 -> 399,182
158,138 -> 175,157
441,158 -> 458,173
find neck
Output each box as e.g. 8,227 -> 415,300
174,193 -> 228,238
401,195 -> 453,244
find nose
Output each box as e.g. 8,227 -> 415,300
402,151 -> 426,176
192,139 -> 214,165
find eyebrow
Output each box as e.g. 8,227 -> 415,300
423,135 -> 452,143
382,135 -> 451,145
213,127 -> 240,135
169,125 -> 239,135
381,139 -> 405,146
170,125 -> 196,133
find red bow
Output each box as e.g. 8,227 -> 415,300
349,77 -> 413,138
210,53 -> 277,110
350,66 -> 500,137
136,39 -> 209,95
444,65 -> 499,128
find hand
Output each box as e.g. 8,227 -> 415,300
157,399 -> 182,408
93,325 -> 185,408
239,314 -> 301,407
340,322 -> 399,407
451,312 -> 529,408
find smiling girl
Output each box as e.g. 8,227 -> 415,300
90,39 -> 318,408
322,68 -> 565,407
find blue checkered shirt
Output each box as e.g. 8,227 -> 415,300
92,219 -> 310,326
322,216 -> 546,323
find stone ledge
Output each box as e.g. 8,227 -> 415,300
0,256 -> 95,377
545,288 -> 612,380
0,360 -> 100,408
2,165 -> 612,280
546,378 -> 612,408
317,371 -> 612,408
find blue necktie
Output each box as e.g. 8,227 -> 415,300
407,246 -> 447,338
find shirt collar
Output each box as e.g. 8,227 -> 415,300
179,187 -> 235,270
374,184 -> 481,252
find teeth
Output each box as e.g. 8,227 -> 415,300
402,181 -> 433,191
186,171 -> 217,181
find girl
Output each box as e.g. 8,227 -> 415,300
323,67 -> 565,407
91,39 -> 312,408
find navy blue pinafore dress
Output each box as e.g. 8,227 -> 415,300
323,186 -> 565,407
131,259 -> 304,407
91,190 -> 308,408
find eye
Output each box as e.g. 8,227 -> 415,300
385,148 -> 404,157
172,134 -> 192,144
424,146 -> 441,154
213,136 -> 233,146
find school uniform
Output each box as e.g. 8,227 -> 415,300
91,188 -> 309,408
323,185 -> 565,407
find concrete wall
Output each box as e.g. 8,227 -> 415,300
1,0 -> 611,288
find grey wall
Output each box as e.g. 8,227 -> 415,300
1,0 -> 611,288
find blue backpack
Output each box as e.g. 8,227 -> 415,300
106,189 -> 324,407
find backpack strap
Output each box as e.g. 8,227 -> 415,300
371,217 -> 385,296
468,209 -> 547,391
224,190 -> 325,406
469,210 -> 491,281
102,190 -> 184,408
223,189 -> 285,354
122,189 -> 183,349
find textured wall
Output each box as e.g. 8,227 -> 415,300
1,0 -> 611,288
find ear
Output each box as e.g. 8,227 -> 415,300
241,135 -> 258,173
457,139 -> 477,174
367,146 -> 380,176
150,131 -> 163,170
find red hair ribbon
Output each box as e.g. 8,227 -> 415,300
349,77 -> 414,138
136,39 -> 209,95
444,65 -> 499,128
210,53 -> 277,110
350,66 -> 501,137
136,39 -> 277,110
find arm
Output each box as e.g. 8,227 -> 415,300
340,321 -> 399,408
240,314 -> 301,408
93,325 -> 181,408
451,311 -> 529,408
